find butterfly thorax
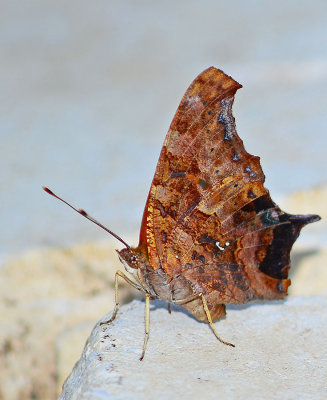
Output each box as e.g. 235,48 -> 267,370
117,246 -> 196,303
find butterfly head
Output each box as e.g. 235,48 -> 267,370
117,247 -> 144,275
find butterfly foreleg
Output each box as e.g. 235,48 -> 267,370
201,294 -> 235,347
100,270 -> 146,326
139,293 -> 151,361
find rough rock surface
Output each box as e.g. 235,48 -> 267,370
1,183 -> 326,399
0,241 -> 137,400
59,297 -> 327,400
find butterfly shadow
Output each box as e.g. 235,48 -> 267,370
136,296 -> 292,322
132,244 -> 320,323
131,298 -> 214,323
149,299 -> 206,322
226,299 -> 288,313
144,298 -> 291,325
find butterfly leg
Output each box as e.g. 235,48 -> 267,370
201,294 -> 235,347
140,293 -> 151,361
100,270 -> 145,325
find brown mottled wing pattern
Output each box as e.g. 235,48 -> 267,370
138,67 -> 318,310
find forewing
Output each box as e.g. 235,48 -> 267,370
139,67 -> 244,265
138,67 -> 319,303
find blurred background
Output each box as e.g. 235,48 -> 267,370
1,0 -> 327,258
1,1 -> 326,399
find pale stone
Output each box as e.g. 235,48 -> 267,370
59,297 -> 327,400
280,185 -> 327,249
281,185 -> 327,297
0,240 -> 137,400
289,247 -> 327,296
1,238 -> 326,399
1,186 -> 325,399
281,185 -> 327,220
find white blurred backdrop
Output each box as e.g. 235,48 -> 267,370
1,0 -> 326,258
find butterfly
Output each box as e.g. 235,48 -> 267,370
44,67 -> 320,360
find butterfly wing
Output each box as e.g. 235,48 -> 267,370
138,67 -> 319,315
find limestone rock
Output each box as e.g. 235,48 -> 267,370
1,183 -> 326,399
281,185 -> 327,296
59,297 -> 327,400
280,184 -> 327,249
0,241 -> 137,400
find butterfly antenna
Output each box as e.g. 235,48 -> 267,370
43,186 -> 130,249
